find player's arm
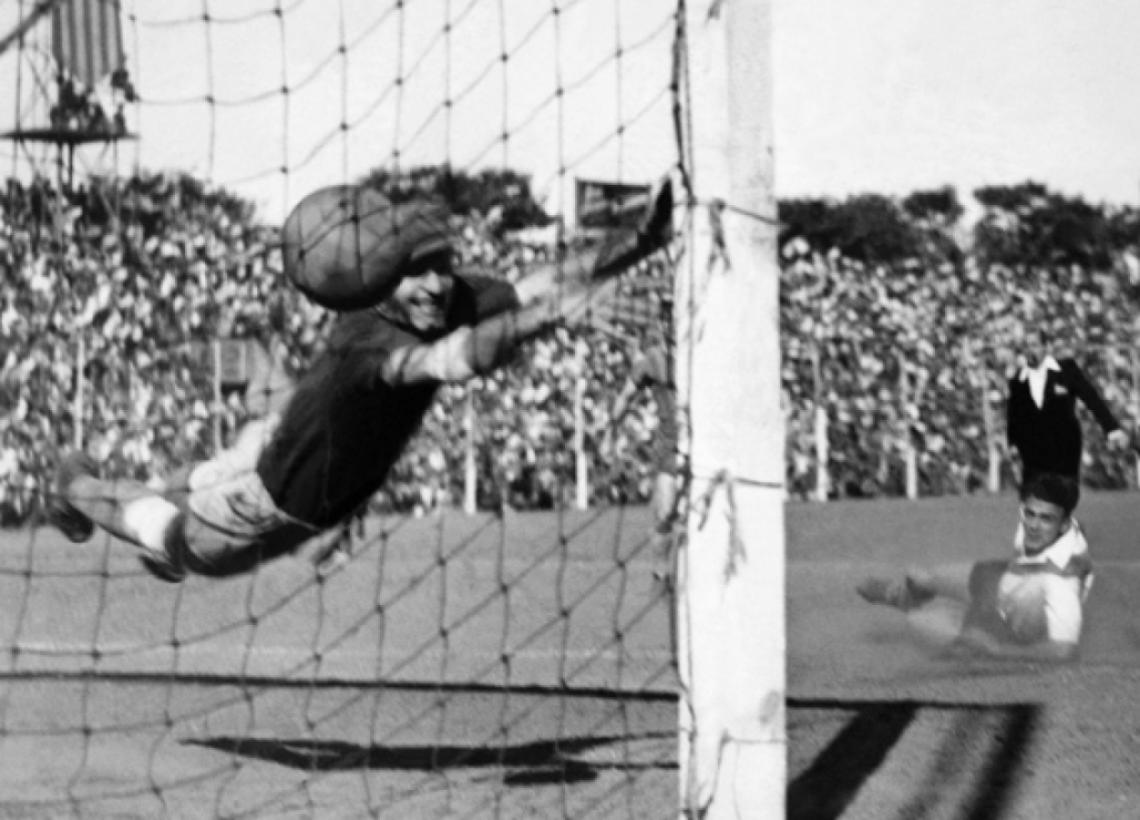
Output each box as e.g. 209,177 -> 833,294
464,274 -> 524,322
509,231 -> 635,308
1064,359 -> 1123,438
379,181 -> 673,386
378,277 -> 610,386
510,176 -> 673,310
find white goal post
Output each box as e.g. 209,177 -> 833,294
676,0 -> 785,817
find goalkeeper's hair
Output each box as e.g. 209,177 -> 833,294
1020,472 -> 1080,517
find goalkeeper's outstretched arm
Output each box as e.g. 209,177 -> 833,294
380,258 -> 622,385
506,175 -> 673,310
381,178 -> 673,386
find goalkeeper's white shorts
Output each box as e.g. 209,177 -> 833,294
182,417 -> 319,574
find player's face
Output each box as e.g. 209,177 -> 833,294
389,263 -> 455,334
1019,496 -> 1068,555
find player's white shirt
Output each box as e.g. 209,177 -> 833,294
998,523 -> 1087,645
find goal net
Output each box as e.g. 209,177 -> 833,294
0,1 -> 731,818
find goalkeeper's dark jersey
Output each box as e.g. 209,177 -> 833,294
256,275 -> 517,527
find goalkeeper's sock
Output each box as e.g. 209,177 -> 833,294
121,496 -> 187,582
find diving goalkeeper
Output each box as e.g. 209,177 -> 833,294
46,180 -> 673,581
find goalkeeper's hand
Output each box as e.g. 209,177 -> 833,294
590,176 -> 674,280
1107,427 -> 1130,452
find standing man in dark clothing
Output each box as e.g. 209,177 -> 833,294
1006,328 -> 1129,484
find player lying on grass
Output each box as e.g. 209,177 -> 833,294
857,472 -> 1091,662
45,179 -> 674,582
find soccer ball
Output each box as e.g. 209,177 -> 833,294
281,185 -> 452,311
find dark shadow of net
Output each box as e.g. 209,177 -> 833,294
184,733 -> 676,786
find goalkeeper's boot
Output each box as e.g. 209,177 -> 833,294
856,572 -> 935,612
45,451 -> 98,543
139,554 -> 186,584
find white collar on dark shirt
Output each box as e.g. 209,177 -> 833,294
1018,356 -> 1061,408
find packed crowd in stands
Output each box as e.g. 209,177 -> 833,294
1,170 -> 1139,525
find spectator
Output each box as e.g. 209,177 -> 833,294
3,170 -> 1140,525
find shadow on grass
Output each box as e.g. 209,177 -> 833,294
185,733 -> 676,786
788,699 -> 1040,820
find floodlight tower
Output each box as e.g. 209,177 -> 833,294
0,0 -> 136,191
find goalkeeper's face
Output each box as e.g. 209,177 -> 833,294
387,258 -> 455,335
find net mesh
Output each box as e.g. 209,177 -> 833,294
0,0 -> 684,817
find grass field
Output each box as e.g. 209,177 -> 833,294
2,491 -> 1140,818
